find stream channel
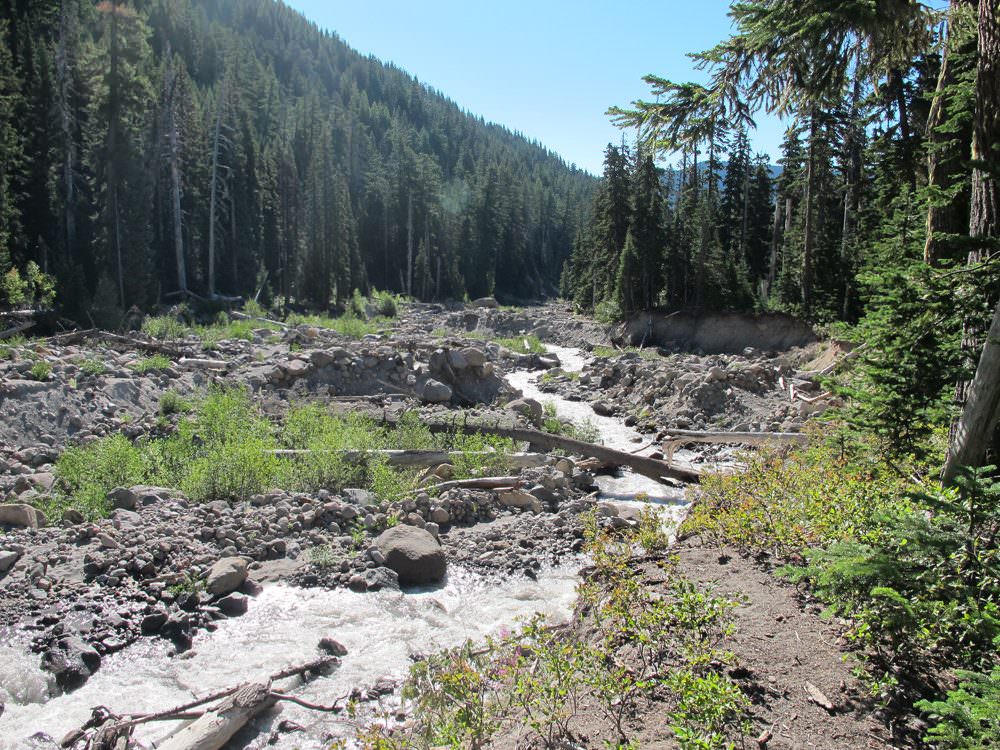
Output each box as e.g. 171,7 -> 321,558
0,345 -> 694,749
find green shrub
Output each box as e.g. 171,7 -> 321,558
782,467 -> 1000,682
371,288 -> 401,318
142,315 -> 188,340
918,663 -> 1000,748
594,299 -> 624,325
349,288 -> 367,318
132,354 -> 172,373
53,434 -> 146,520
79,358 -> 107,376
496,335 -> 546,355
29,360 -> 51,381
182,438 -> 282,502
683,441 -> 915,558
159,390 -> 192,416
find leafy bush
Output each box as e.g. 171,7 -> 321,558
496,335 -> 546,355
349,288 -> 367,318
159,390 -> 192,416
53,435 -> 146,520
594,298 -> 624,325
683,441 -> 915,558
142,315 -> 188,340
371,288 -> 401,318
29,360 -> 51,381
132,354 -> 172,373
782,468 -> 1000,682
1,261 -> 56,307
79,358 -> 107,376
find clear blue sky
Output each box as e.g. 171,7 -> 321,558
283,0 -> 788,176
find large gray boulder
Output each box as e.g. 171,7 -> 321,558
41,637 -> 101,692
419,379 -> 453,404
0,504 -> 44,529
375,526 -> 446,585
205,556 -> 248,597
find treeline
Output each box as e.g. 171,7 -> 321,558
563,134 -> 775,317
568,1 -> 993,333
0,0 -> 595,321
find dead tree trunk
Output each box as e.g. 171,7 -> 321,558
163,47 -> 187,296
412,421 -> 701,483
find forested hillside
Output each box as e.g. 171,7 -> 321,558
0,0 -> 595,320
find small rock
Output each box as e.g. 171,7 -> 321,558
318,637 -> 348,657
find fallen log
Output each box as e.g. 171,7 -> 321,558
177,356 -> 229,371
231,310 -> 289,329
410,421 -> 701,483
89,331 -> 187,359
62,657 -> 338,749
265,449 -> 552,470
418,476 -> 523,494
660,430 -> 808,464
156,681 -> 276,750
0,320 -> 34,340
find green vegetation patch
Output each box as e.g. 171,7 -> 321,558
495,334 -> 546,355
49,394 -> 515,521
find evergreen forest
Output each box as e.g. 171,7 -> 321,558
0,0 -> 596,321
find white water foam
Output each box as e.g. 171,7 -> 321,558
0,564 -> 580,749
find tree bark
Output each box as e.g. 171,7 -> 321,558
164,48 -> 187,295
924,2 -> 964,266
801,108 -> 818,315
414,421 -> 701,483
207,76 -> 227,298
943,0 -> 1000,483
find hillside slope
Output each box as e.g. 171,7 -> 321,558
0,0 -> 595,318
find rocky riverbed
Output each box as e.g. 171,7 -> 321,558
0,300 -> 836,748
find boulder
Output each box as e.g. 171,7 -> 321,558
472,297 -> 499,309
498,490 -> 543,514
205,556 -> 248,597
309,350 -> 336,368
375,526 -> 446,585
217,592 -> 249,617
41,637 -> 101,692
0,504 -> 44,529
0,550 -> 19,573
506,398 -> 543,427
107,486 -> 138,510
591,400 -> 615,417
460,347 -> 489,368
447,349 -> 469,370
318,637 -> 348,657
419,379 -> 453,404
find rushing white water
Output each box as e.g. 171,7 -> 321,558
508,344 -> 692,523
0,565 -> 580,749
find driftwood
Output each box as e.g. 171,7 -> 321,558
418,476 -> 523,494
407,421 -> 702,483
63,657 -> 339,750
90,331 -> 187,359
0,320 -> 34,339
265,449 -> 552,470
177,357 -> 229,371
156,681 -> 275,750
231,310 -> 289,329
660,430 -> 808,464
